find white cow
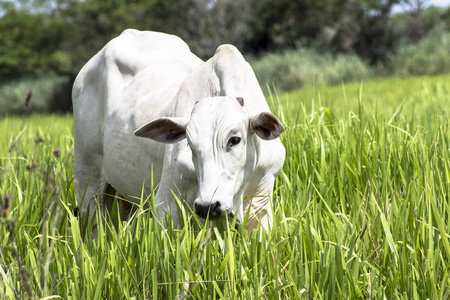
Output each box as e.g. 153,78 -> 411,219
72,29 -> 285,234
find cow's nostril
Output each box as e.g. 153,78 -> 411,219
194,202 -> 209,218
210,202 -> 221,218
194,202 -> 222,219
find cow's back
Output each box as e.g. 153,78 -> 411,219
72,29 -> 203,201
72,29 -> 201,127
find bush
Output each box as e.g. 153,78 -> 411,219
390,29 -> 450,76
0,75 -> 73,116
249,47 -> 374,92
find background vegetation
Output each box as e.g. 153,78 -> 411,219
1,74 -> 449,298
1,0 -> 450,298
0,0 -> 449,116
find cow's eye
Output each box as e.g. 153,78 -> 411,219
227,136 -> 241,148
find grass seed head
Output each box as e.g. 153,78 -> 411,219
24,90 -> 32,110
8,142 -> 16,153
34,137 -> 45,144
1,194 -> 11,217
53,148 -> 61,158
0,168 -> 6,182
26,162 -> 39,172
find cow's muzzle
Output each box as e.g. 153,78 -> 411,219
194,201 -> 222,219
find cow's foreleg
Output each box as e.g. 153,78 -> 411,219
243,174 -> 276,232
74,164 -> 105,238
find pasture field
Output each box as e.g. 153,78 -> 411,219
1,73 -> 450,299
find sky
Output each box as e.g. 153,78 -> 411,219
427,0 -> 450,6
391,0 -> 450,14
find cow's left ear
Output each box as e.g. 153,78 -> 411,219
134,117 -> 188,143
250,112 -> 284,140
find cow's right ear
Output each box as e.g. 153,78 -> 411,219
134,117 -> 188,143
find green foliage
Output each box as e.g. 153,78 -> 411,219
387,6 -> 450,43
390,30 -> 450,76
0,9 -> 70,80
317,0 -> 400,64
249,47 -> 374,91
0,75 -> 72,116
1,74 -> 450,298
0,0 -> 448,95
0,0 -> 438,82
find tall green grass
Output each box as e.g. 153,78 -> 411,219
1,73 -> 450,298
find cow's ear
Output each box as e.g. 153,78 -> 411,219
250,112 -> 284,140
134,117 -> 188,143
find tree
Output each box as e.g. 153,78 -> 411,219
318,0 -> 401,63
401,0 -> 429,38
0,9 -> 69,80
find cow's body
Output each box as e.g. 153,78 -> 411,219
73,29 -> 285,233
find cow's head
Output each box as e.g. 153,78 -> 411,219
134,96 -> 284,223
